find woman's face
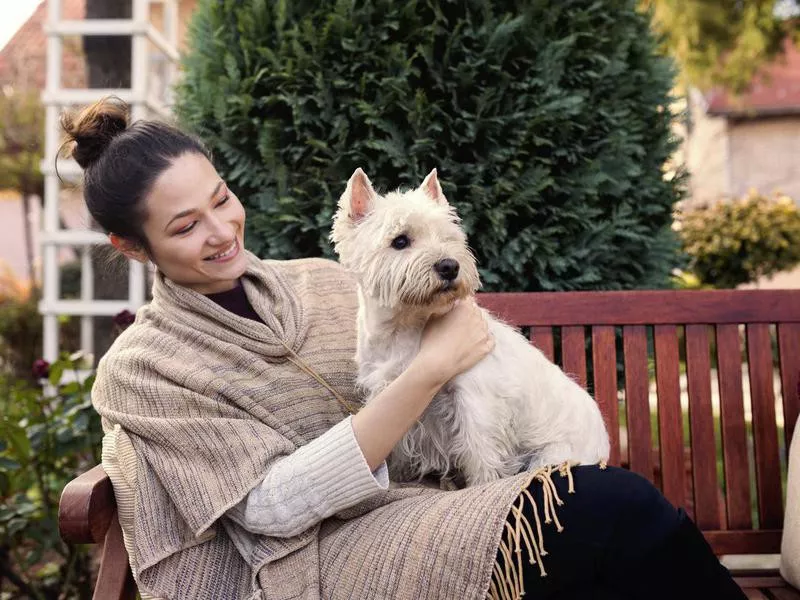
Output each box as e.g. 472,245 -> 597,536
138,152 -> 248,294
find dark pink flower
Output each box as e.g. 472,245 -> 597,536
113,309 -> 136,328
32,359 -> 50,380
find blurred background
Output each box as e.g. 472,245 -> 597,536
0,0 -> 799,597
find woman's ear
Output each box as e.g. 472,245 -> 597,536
109,234 -> 149,263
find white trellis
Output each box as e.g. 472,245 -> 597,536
40,0 -> 180,362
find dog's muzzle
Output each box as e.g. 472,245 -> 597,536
434,258 -> 459,282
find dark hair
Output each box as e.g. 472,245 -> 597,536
60,97 -> 209,250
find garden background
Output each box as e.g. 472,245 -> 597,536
1,0 -> 800,597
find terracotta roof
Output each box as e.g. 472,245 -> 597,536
707,38 -> 800,117
0,0 -> 86,90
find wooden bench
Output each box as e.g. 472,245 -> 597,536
59,289 -> 800,599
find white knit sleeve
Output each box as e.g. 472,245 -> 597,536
226,416 -> 389,538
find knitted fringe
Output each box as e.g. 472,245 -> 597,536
487,460 -> 607,600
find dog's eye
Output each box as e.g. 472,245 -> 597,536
390,234 -> 410,250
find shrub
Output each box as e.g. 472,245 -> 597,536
678,191 -> 800,288
0,293 -> 81,383
0,353 -> 100,600
177,0 -> 683,291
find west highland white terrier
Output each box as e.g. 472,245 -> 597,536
331,168 -> 610,486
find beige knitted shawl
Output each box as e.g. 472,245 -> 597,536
92,252 -> 547,600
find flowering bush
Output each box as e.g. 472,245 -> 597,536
0,353 -> 101,599
677,191 -> 800,288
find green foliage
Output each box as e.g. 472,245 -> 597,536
0,293 -> 43,385
678,191 -> 800,288
643,0 -> 796,93
0,87 -> 44,198
0,353 -> 100,600
670,268 -> 712,290
177,0 -> 683,292
0,294 -> 80,384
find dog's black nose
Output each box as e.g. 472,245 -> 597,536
434,259 -> 460,281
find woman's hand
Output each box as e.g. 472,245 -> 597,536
413,298 -> 495,386
351,297 -> 494,471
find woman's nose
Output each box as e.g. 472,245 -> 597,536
206,215 -> 234,244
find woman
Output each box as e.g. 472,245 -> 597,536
63,98 -> 745,600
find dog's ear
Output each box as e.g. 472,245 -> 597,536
419,168 -> 448,205
341,168 -> 377,222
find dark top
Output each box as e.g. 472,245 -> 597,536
205,279 -> 264,323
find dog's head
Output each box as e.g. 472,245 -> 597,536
331,168 -> 481,317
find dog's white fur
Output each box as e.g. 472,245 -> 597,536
331,168 -> 610,486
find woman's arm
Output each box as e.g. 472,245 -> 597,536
352,298 -> 494,470
227,299 -> 493,537
226,415 -> 388,538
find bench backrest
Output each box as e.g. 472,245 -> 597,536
478,289 -> 800,555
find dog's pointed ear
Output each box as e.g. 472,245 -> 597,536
419,168 -> 448,205
341,168 -> 377,222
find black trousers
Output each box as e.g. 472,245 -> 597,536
497,465 -> 746,600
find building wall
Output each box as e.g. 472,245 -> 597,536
0,0 -> 87,90
727,116 -> 800,204
681,90 -> 730,208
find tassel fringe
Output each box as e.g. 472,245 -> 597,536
487,461 -> 604,600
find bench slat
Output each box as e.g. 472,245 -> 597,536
705,529 -> 782,554
770,587 -> 800,600
530,326 -> 555,363
478,290 -> 800,326
654,325 -> 686,508
746,324 -> 784,529
736,576 -> 788,588
716,324 -> 753,530
561,326 -> 587,389
591,326 -> 621,466
778,322 -> 800,449
623,325 -> 653,482
685,324 -> 722,530
93,513 -> 136,600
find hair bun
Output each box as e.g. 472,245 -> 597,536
60,97 -> 129,169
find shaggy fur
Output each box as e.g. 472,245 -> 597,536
331,168 -> 610,486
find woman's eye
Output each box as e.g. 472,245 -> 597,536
216,194 -> 230,207
176,222 -> 197,235
390,234 -> 410,250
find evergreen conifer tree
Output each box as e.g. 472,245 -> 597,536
177,0 -> 683,291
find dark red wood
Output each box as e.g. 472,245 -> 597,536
778,322 -> 800,449
93,512 -> 136,600
735,576 -> 789,588
716,324 -> 753,530
58,464 -> 116,544
591,326 -> 621,466
623,325 -> 653,482
685,324 -> 722,530
771,587 -> 800,600
653,325 -> 686,508
704,530 -> 783,554
530,326 -> 555,362
477,290 -> 800,327
561,326 -> 587,389
746,324 -> 784,529
743,589 -> 770,599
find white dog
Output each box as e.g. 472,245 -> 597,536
331,168 -> 610,486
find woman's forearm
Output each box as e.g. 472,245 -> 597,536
351,359 -> 446,471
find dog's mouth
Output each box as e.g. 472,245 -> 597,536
428,280 -> 471,304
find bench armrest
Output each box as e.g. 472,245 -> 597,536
59,464 -> 117,544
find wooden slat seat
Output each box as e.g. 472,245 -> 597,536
59,289 -> 800,598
